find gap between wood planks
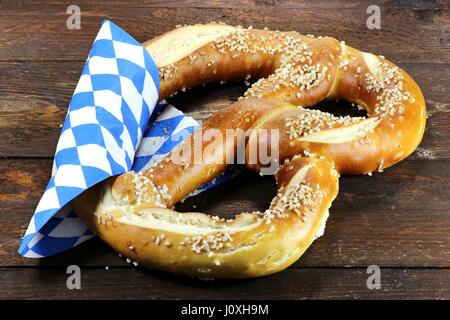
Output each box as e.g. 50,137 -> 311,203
1,267 -> 449,299
0,3 -> 448,63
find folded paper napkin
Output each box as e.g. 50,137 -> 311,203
18,20 -> 233,258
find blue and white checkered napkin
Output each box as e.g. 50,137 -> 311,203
18,20 -> 234,258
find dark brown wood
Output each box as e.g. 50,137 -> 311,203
1,158 -> 449,268
1,267 -> 449,299
0,0 -> 449,299
0,1 -> 448,63
0,61 -> 449,158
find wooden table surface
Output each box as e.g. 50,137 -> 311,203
1,0 -> 449,299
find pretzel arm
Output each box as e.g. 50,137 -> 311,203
74,156 -> 338,278
143,24 -> 425,175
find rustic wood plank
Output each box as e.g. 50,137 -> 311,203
0,60 -> 448,158
1,158 -> 449,268
0,0 -> 449,300
0,267 -> 448,299
0,1 -> 448,63
0,0 -> 263,10
0,0 -> 444,10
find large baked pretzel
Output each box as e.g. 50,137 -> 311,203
72,23 -> 426,278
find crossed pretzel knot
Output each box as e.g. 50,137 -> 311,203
73,24 -> 426,279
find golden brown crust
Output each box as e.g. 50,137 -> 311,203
143,24 -> 425,174
71,23 -> 426,279
72,157 -> 338,278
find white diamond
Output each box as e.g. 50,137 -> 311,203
120,76 -> 143,124
95,21 -> 112,41
93,90 -> 123,122
141,70 -> 158,114
88,56 -> 119,75
35,187 -> 60,212
69,106 -> 98,127
55,128 -> 76,153
77,144 -> 112,175
100,126 -> 128,170
74,74 -> 93,94
113,40 -> 145,68
54,165 -> 87,188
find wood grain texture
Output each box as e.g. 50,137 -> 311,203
1,159 -> 449,268
0,61 -> 449,158
0,0 -> 449,299
1,267 -> 449,299
0,1 -> 448,63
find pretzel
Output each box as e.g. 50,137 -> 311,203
72,23 -> 426,279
